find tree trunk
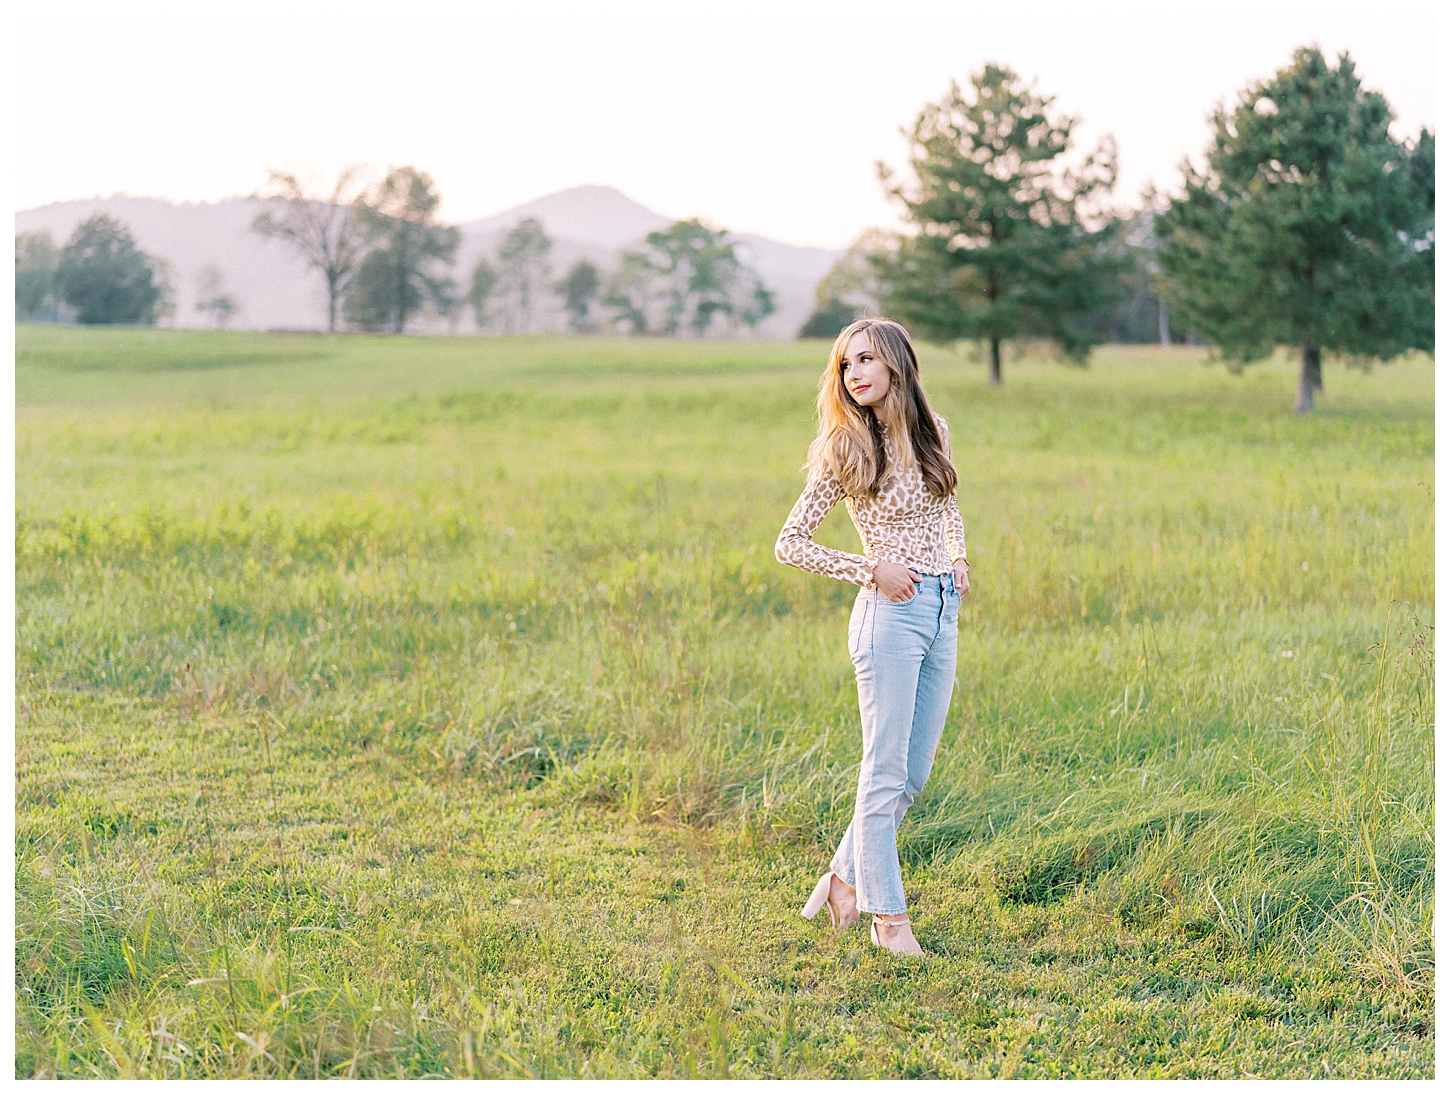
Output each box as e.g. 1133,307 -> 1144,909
1294,341 -> 1322,413
327,284 -> 337,333
989,338 -> 1002,386
1158,296 -> 1170,346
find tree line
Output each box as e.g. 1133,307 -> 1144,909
259,165 -> 778,337
800,47 -> 1433,411
16,166 -> 776,339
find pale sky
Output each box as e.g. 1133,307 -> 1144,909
13,0 -> 1437,250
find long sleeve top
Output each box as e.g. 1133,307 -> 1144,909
775,413 -> 967,586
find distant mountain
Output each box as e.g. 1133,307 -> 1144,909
15,186 -> 840,338
465,185 -> 672,249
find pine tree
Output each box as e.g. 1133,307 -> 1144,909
879,64 -> 1122,384
1157,48 -> 1434,413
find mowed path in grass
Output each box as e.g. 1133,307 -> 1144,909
15,327 -> 1433,1078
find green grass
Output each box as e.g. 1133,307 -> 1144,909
14,325 -> 1434,1078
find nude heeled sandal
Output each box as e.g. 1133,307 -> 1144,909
801,872 -> 860,928
870,914 -> 924,956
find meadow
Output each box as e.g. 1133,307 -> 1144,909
14,325 -> 1433,1078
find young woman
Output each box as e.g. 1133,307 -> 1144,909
775,317 -> 968,957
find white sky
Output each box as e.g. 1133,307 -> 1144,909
12,0 -> 1437,250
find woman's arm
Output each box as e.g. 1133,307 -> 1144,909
945,496 -> 967,564
774,467 -> 877,586
937,413 -> 970,593
936,414 -> 968,564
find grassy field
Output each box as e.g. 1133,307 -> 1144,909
14,325 -> 1434,1078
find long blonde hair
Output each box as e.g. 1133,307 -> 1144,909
807,318 -> 958,499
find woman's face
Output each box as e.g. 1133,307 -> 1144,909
841,331 -> 892,408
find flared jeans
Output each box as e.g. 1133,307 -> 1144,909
830,572 -> 960,915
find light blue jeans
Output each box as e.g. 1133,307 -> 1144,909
830,572 -> 960,915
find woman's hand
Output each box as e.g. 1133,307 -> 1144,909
872,560 -> 921,602
953,559 -> 970,595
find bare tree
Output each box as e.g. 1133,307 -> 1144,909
251,167 -> 370,332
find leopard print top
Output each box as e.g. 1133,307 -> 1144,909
775,413 -> 967,587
